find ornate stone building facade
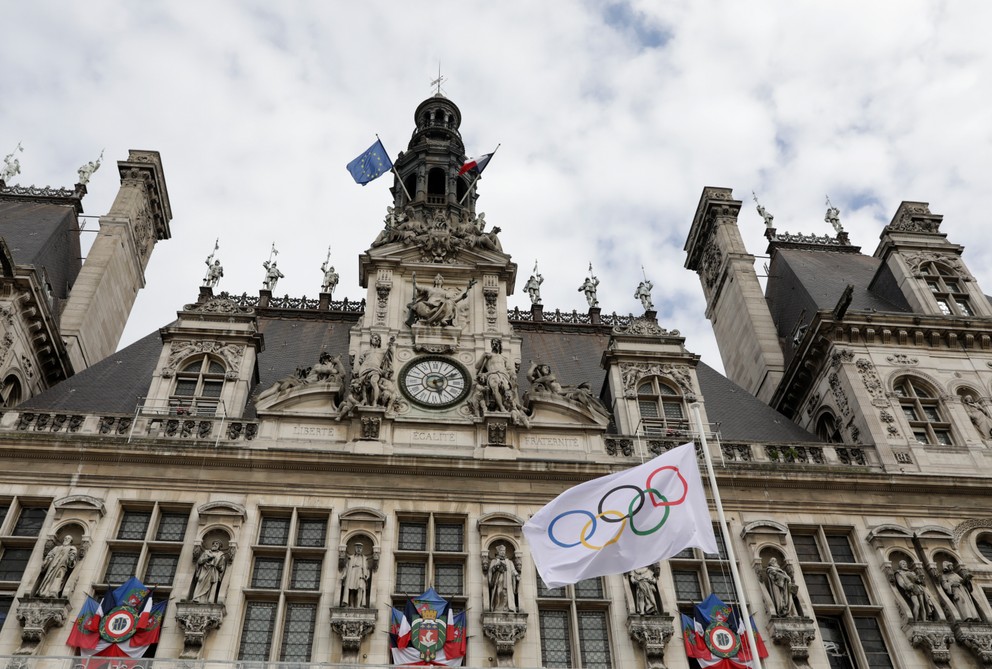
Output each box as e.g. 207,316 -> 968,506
0,96 -> 990,669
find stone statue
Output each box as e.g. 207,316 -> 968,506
893,559 -> 938,621
262,260 -> 284,292
486,545 -> 519,612
579,264 -> 600,308
203,259 -> 224,288
349,334 -> 395,410
191,540 -> 229,603
964,396 -> 992,439
563,382 -> 611,419
36,536 -> 77,598
476,339 -> 516,413
825,197 -> 843,233
341,543 -> 371,608
757,204 -> 774,228
406,272 -> 476,327
76,149 -> 103,186
306,352 -> 346,384
628,565 -> 660,615
635,279 -> 654,311
940,560 -> 981,621
523,263 -> 543,305
765,557 -> 796,617
1,142 -> 22,183
528,361 -> 564,396
320,246 -> 339,295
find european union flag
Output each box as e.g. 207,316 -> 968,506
347,138 -> 392,185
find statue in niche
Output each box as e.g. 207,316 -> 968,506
893,559 -> 939,621
406,272 -> 476,327
963,396 -> 992,439
341,542 -> 371,608
765,557 -> 797,617
523,262 -> 543,305
190,540 -> 231,604
628,564 -> 662,615
579,263 -> 600,308
634,278 -> 654,311
77,149 -> 103,186
35,535 -> 77,598
262,259 -> 284,292
485,544 -> 519,613
528,361 -> 564,396
336,335 -> 396,419
939,560 -> 981,621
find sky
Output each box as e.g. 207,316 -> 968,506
2,1 -> 991,376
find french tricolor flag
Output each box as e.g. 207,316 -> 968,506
458,152 -> 495,176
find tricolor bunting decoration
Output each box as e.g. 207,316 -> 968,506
67,577 -> 166,658
389,587 -> 467,666
681,593 -> 769,668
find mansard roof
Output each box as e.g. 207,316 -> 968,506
0,201 -> 83,305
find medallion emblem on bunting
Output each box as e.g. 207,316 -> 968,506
410,609 -> 446,662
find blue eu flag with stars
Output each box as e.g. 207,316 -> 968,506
347,139 -> 392,185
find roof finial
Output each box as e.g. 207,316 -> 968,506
430,62 -> 447,97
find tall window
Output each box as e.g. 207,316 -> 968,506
671,528 -> 737,613
0,501 -> 50,610
815,412 -> 843,444
171,355 -> 226,416
239,510 -> 328,663
894,377 -> 952,446
636,377 -> 687,437
104,505 -> 190,590
537,576 -> 612,668
791,527 -> 893,668
920,262 -> 974,316
394,515 -> 466,599
0,375 -> 22,408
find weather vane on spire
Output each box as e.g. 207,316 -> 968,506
430,62 -> 447,96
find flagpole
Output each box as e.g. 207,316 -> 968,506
458,143 -> 500,205
376,134 -> 413,203
691,403 -> 764,668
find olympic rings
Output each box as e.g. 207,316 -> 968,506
547,465 -> 690,550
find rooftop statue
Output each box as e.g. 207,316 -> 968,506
1,141 -> 23,182
523,261 -> 543,305
634,277 -> 654,312
578,263 -> 599,308
77,149 -> 103,186
320,247 -> 339,296
825,196 -> 843,233
202,239 -> 223,288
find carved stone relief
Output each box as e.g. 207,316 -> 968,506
856,358 -> 888,405
828,372 -> 851,417
887,353 -> 919,366
162,340 -> 245,379
174,602 -> 225,660
620,362 -> 695,400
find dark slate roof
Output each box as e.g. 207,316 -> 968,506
766,249 -> 912,364
517,330 -> 610,391
0,202 -> 83,304
20,329 -> 162,414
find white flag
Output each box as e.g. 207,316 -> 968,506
523,443 -> 717,588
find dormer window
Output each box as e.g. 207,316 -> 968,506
636,378 -> 686,437
921,262 -> 973,316
170,355 -> 225,416
894,377 -> 952,446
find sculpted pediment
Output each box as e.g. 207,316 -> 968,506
525,393 -> 611,428
255,380 -> 344,416
359,244 -> 516,287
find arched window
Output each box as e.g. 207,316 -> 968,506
894,377 -> 952,446
427,168 -> 446,204
920,262 -> 973,316
977,535 -> 992,563
815,412 -> 843,443
170,355 -> 225,415
0,375 -> 22,408
636,378 -> 686,436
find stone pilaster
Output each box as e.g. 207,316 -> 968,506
330,607 -> 377,664
626,614 -> 674,669
13,597 -> 70,656
175,601 -> 225,660
767,616 -> 817,667
481,611 -> 528,667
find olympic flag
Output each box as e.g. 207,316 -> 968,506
523,443 -> 717,588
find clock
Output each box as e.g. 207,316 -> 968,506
400,356 -> 471,408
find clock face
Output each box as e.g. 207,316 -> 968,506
400,357 -> 471,409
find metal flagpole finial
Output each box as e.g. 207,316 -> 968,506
269,243 -> 279,262
430,62 -> 447,97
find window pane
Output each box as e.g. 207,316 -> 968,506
826,535 -> 856,563
978,539 -> 992,562
239,601 -> 277,661
662,400 -> 684,420
207,361 -> 225,374
291,559 -> 322,590
156,513 -> 188,542
118,511 -> 151,540
435,563 -> 463,595
0,505 -> 8,529
638,400 -> 659,418
296,518 -> 326,547
574,577 -> 603,599
706,531 -> 729,560
902,406 -> 920,421
259,516 -> 290,545
398,522 -> 427,551
934,430 -> 953,445
435,523 -> 463,552
0,548 -> 33,581
923,406 -> 941,422
818,617 -> 856,669
396,562 -> 425,593
792,534 -> 821,562
912,382 -> 932,398
637,382 -> 654,394
182,361 -> 202,373
853,617 -> 893,668
0,595 -> 12,632
537,577 -> 566,599
709,570 -> 737,604
959,300 -> 974,316
280,603 -> 317,662
539,610 -> 572,668
913,430 -> 930,445
174,379 -> 197,396
839,573 -> 870,605
804,573 -> 834,604
673,569 -> 702,601
251,557 -> 284,589
145,553 -> 179,586
578,611 -> 612,668
105,551 -> 140,584
12,507 -> 47,536
201,381 -> 223,398
672,547 -> 695,559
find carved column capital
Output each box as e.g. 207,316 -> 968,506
767,616 -> 817,662
174,601 -> 226,660
330,607 -> 377,663
481,611 -> 528,667
954,621 -> 992,667
904,620 -> 954,667
626,614 -> 674,669
13,597 -> 71,656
